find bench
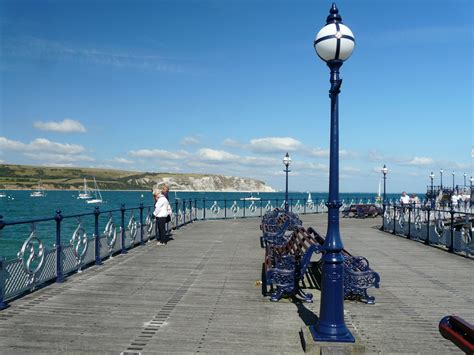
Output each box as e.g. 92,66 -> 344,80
261,225 -> 380,304
259,208 -> 302,248
342,204 -> 381,218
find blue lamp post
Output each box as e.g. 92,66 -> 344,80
463,173 -> 467,188
429,172 -> 435,207
381,165 -> 388,230
283,152 -> 291,212
440,169 -> 443,190
470,177 -> 473,208
311,3 -> 355,343
452,171 -> 455,192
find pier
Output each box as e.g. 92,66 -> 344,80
0,214 -> 472,354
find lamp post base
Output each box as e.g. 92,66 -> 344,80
310,324 -> 355,343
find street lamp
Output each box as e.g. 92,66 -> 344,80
463,173 -> 466,187
452,171 -> 455,191
440,169 -> 443,190
470,177 -> 473,208
311,3 -> 355,343
381,165 -> 388,230
429,172 -> 435,207
283,152 -> 291,212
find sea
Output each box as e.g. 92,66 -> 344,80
0,190 -> 403,261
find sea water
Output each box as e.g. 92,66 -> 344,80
0,190 -> 402,261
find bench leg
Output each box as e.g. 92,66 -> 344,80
297,288 -> 313,303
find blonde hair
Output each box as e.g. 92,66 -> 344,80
153,188 -> 162,197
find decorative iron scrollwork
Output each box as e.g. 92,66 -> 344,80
128,215 -> 138,243
249,201 -> 257,213
414,214 -> 422,231
384,209 -> 392,225
434,216 -> 445,238
265,201 -> 273,211
70,223 -> 88,264
104,216 -> 117,253
294,200 -> 301,211
231,201 -> 240,215
17,229 -> 45,284
145,213 -> 155,237
210,201 -> 220,215
398,213 -> 405,231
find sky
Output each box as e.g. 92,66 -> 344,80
0,0 -> 472,193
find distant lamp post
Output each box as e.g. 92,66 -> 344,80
440,169 -> 444,190
429,172 -> 435,207
311,3 -> 355,343
381,165 -> 388,230
283,152 -> 291,212
452,171 -> 455,191
463,173 -> 467,187
470,177 -> 473,208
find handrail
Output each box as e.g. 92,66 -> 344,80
439,315 -> 474,354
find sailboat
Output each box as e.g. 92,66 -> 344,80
77,178 -> 92,199
30,180 -> 46,197
86,177 -> 103,204
307,192 -> 313,204
0,191 -> 6,198
375,179 -> 382,204
240,192 -> 260,201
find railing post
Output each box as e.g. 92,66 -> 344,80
425,207 -> 431,245
276,198 -> 279,209
182,200 -> 186,225
382,202 -> 386,231
260,200 -> 263,217
203,199 -> 206,220
175,200 -> 179,228
139,203 -> 144,245
449,207 -> 455,253
393,205 -> 397,235
243,199 -> 246,218
194,199 -> 197,221
120,204 -> 127,254
55,210 -> 64,283
304,198 -> 307,214
290,198 -> 293,212
94,207 -> 102,265
0,256 -> 8,310
224,200 -> 227,219
407,204 -> 412,240
189,199 -> 193,223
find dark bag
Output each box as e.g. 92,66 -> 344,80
165,214 -> 171,223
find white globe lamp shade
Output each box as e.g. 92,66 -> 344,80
314,4 -> 355,62
283,153 -> 291,167
382,165 -> 388,175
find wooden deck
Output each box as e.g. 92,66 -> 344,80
0,214 -> 472,354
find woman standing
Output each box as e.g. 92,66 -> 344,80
153,188 -> 171,246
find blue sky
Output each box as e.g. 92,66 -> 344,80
0,0 -> 472,193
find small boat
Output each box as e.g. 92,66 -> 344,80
375,179 -> 382,204
86,177 -> 103,204
240,193 -> 261,201
30,180 -> 46,197
0,189 -> 6,198
77,178 -> 92,199
307,192 -> 313,204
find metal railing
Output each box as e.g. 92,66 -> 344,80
381,203 -> 473,258
0,197 -> 344,308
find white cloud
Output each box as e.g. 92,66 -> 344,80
113,157 -> 133,164
180,136 -> 200,146
406,157 -> 434,166
222,138 -> 241,148
308,148 -> 329,158
197,148 -> 239,162
34,118 -> 86,133
0,137 -> 85,154
0,136 -> 93,164
129,149 -> 188,160
247,137 -> 303,154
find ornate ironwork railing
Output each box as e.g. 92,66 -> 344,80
381,203 -> 473,257
0,196 -> 380,309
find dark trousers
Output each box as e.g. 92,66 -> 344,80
156,217 -> 167,244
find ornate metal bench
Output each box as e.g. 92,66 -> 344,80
259,208 -> 302,248
342,204 -> 381,218
261,225 -> 380,304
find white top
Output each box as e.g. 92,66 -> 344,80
400,195 -> 410,205
154,195 -> 171,218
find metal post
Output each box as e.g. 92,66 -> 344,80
176,200 -> 180,228
311,6 -> 355,340
449,207 -> 454,253
203,199 -> 206,220
452,171 -> 455,192
55,210 -> 64,282
182,200 -> 186,225
260,199 -> 263,217
425,207 -> 431,245
407,204 -> 412,240
290,198 -> 293,212
304,198 -> 307,214
430,175 -> 434,208
470,177 -> 473,208
120,204 -> 127,254
139,203 -> 144,245
440,169 -> 443,190
382,167 -> 387,230
284,158 -> 290,212
94,206 -> 102,265
224,200 -> 227,219
0,256 -> 8,310
194,199 -> 197,221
